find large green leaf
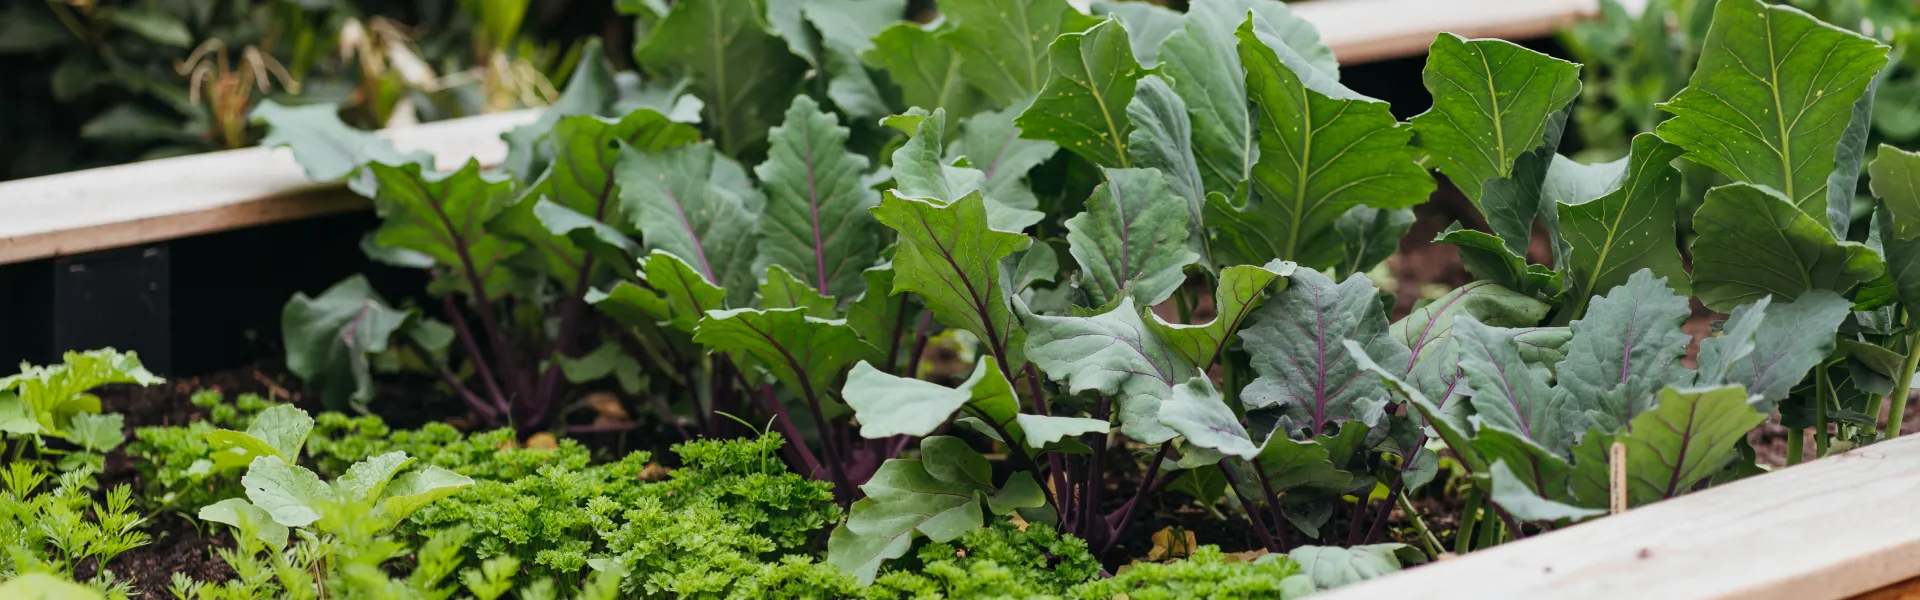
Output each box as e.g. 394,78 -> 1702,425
207,404 -> 315,471
1689,183 -> 1884,312
1347,340 -> 1482,472
1726,290 -> 1851,411
1575,386 -> 1767,507
1453,316 -> 1582,454
874,192 -> 1032,369
827,437 -> 1000,583
618,142 -> 763,304
634,0 -> 808,156
1158,0 -> 1336,202
1126,75 -> 1208,235
844,359 -> 1016,438
1092,1 -> 1182,65
956,102 -> 1059,223
251,100 -> 431,190
1487,458 -> 1604,523
1558,133 -> 1690,310
281,277 -> 414,409
1869,145 -> 1920,308
1433,228 -> 1557,296
1286,544 -> 1418,590
199,498 -> 290,550
1020,297 -> 1189,443
867,22 -> 984,118
1654,0 -> 1888,225
1015,18 -> 1145,168
509,109 -> 698,281
1066,167 -> 1201,306
1692,297 -> 1770,388
846,265 -> 918,363
242,456 -> 331,528
1410,34 -> 1581,203
1209,19 -> 1431,269
500,40 -> 622,183
693,308 -> 872,401
1147,260 -> 1295,369
1335,207 -> 1414,279
365,161 -> 524,298
1473,108 -> 1566,259
1541,152 -> 1631,269
938,0 -> 1098,106
1390,281 -> 1551,419
1241,269 -> 1409,436
759,265 -> 838,316
1558,269 -> 1693,432
1160,376 -> 1259,458
755,96 -> 883,301
375,466 -> 475,529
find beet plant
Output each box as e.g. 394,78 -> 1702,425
255,0 -> 1920,585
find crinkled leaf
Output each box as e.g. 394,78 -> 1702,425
1727,290 -> 1851,412
1393,281 -> 1550,376
1558,134 -> 1690,306
694,308 -> 872,400
1454,316 -> 1581,454
1286,544 -> 1417,590
1348,340 -> 1483,472
634,0 -> 807,156
1160,377 -> 1259,458
756,96 -> 883,300
874,192 -> 1032,368
1689,182 -> 1884,312
65,412 -> 124,452
956,102 -> 1057,227
1560,269 -> 1693,432
938,0 -> 1099,106
1241,269 -> 1409,436
634,250 -> 726,333
1692,297 -> 1771,387
618,142 -> 763,304
1147,260 -> 1295,369
1209,18 -> 1431,269
1020,296 -> 1187,443
1654,0 -> 1889,224
1066,167 -> 1200,306
1015,18 -> 1145,168
281,275 -> 413,408
3,349 -> 160,438
1410,34 -> 1581,203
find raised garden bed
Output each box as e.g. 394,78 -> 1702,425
6,0 -> 1920,598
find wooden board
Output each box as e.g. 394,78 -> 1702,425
1293,0 -> 1598,64
1314,435 -> 1920,600
0,109 -> 536,265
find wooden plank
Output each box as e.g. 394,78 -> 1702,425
1315,435 -> 1920,600
1293,0 -> 1599,64
1858,575 -> 1920,600
0,109 -> 536,265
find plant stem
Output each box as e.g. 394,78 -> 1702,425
1786,428 -> 1805,466
1223,356 -> 1246,422
906,312 -> 935,378
1399,492 -> 1442,558
1475,501 -> 1502,548
1455,485 -> 1482,555
1217,460 -> 1281,553
1815,367 -> 1831,459
1175,287 -> 1193,325
440,294 -> 511,414
1886,327 -> 1920,439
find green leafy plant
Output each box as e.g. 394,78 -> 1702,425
0,349 -> 161,472
0,463 -> 147,597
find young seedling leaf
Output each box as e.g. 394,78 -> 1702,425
242,456 -> 330,528
1286,544 -> 1418,590
207,403 -> 315,470
1655,0 -> 1889,225
376,466 -> 475,528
